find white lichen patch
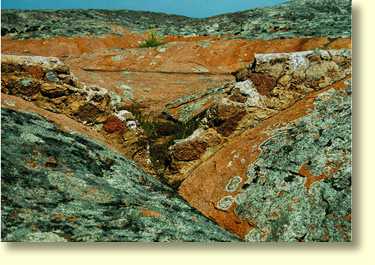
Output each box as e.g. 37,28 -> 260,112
119,84 -> 134,100
111,54 -> 125,62
1,54 -> 65,71
115,110 -> 134,122
234,80 -> 265,108
329,49 -> 352,58
126,120 -> 137,130
254,52 -> 287,64
255,50 -> 312,64
289,52 -> 311,71
216,195 -> 235,211
20,132 -> 45,144
256,50 -> 313,72
225,176 -> 242,192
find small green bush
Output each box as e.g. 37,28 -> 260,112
139,31 -> 163,48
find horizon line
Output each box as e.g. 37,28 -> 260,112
0,0 -> 288,19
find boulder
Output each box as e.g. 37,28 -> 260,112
170,129 -> 208,162
170,128 -> 222,162
163,86 -> 230,124
40,83 -> 71,98
103,115 -> 125,133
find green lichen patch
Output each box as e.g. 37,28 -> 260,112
235,86 -> 352,242
1,108 -> 239,242
225,176 -> 242,193
1,0 -> 351,40
216,196 -> 235,211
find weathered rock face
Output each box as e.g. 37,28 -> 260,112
162,48 -> 351,125
1,0 -> 351,40
239,49 -> 352,111
160,49 -> 351,186
177,48 -> 352,241
179,79 -> 352,241
2,33 -> 351,121
1,109 -> 238,242
1,54 -> 154,174
1,47 -> 350,187
1,55 -> 111,123
237,87 -> 352,242
1,0 -> 352,242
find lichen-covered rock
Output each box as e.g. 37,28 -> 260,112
218,49 -> 352,134
1,0 -> 351,40
162,128 -> 223,186
1,55 -> 69,73
192,49 -> 350,137
161,49 -> 351,189
1,55 -> 112,123
1,0 -> 352,243
178,79 -> 352,241
163,86 -> 230,124
1,108 -> 239,242
235,87 -> 352,242
240,49 -> 352,110
1,54 -> 154,174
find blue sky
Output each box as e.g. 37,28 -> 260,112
1,0 -> 286,18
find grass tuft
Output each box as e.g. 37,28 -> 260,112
139,31 -> 163,48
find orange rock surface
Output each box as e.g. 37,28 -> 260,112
1,32 -> 352,238
178,79 -> 350,238
1,93 -> 129,157
2,34 -> 351,118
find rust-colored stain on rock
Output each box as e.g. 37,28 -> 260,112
103,115 -> 125,133
299,163 -> 329,190
1,10 -> 352,241
2,34 -> 351,119
178,80 -> 348,238
140,208 -> 161,218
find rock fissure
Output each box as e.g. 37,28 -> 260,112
1,0 -> 352,242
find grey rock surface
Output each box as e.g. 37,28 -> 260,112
1,108 -> 239,242
235,86 -> 352,242
2,0 -> 351,40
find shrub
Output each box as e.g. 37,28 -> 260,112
139,31 -> 163,48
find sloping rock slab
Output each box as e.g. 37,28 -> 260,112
237,86 -> 352,242
178,80 -> 351,241
163,86 -> 230,123
1,109 -> 238,242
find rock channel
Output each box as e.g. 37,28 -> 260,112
1,0 -> 352,242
